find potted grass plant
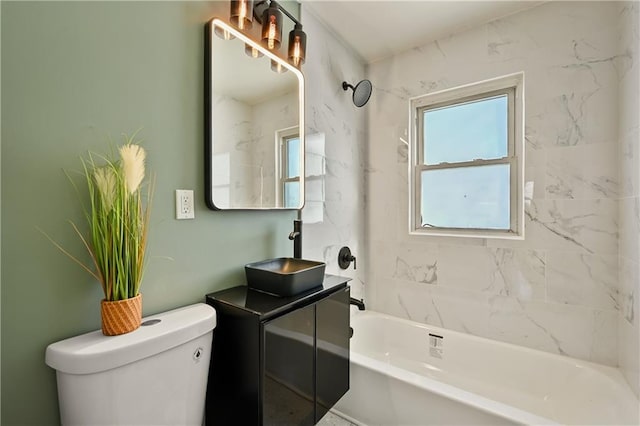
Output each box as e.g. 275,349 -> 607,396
48,133 -> 153,335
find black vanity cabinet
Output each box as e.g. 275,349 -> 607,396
205,275 -> 350,426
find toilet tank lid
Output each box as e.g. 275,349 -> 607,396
45,303 -> 216,375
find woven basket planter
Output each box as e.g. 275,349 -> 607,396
100,293 -> 142,336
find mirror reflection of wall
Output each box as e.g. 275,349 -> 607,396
213,90 -> 298,208
302,132 -> 326,224
206,19 -> 304,210
276,126 -> 301,208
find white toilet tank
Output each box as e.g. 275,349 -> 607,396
45,303 -> 216,426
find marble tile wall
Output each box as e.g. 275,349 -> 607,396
299,7 -> 367,300
366,1 -> 624,366
617,1 -> 640,397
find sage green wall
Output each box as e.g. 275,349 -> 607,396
1,2 -> 297,424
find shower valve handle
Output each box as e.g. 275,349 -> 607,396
338,246 -> 356,270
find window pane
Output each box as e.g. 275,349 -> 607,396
420,164 -> 510,230
423,95 -> 508,165
284,181 -> 300,208
286,137 -> 300,178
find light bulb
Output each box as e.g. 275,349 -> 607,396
268,17 -> 277,50
238,2 -> 247,29
292,36 -> 301,66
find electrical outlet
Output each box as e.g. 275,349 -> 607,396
176,189 -> 195,220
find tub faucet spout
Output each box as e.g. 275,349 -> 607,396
350,297 -> 365,311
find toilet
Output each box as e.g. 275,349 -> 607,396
45,303 -> 216,425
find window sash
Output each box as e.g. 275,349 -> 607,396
283,136 -> 300,179
283,180 -> 300,208
414,157 -> 517,232
417,87 -> 515,168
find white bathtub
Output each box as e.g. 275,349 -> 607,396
333,311 -> 639,425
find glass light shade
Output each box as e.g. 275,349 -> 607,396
230,0 -> 254,30
270,59 -> 288,73
214,26 -> 236,40
288,25 -> 306,67
244,43 -> 264,58
261,6 -> 282,50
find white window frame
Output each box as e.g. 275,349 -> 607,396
275,126 -> 301,208
408,72 -> 525,239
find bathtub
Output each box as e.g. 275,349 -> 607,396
333,311 -> 639,425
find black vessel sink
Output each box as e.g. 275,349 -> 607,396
245,258 -> 326,297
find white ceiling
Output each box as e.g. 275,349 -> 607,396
301,1 -> 545,64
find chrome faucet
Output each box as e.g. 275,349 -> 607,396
288,219 -> 302,259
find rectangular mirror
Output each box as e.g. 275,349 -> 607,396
205,18 -> 305,210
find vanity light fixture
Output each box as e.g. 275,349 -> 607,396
230,0 -> 254,30
228,0 -> 307,68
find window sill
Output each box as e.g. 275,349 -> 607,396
409,228 -> 524,240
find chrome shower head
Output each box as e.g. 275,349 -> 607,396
342,79 -> 372,107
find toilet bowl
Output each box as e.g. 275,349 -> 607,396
45,303 -> 216,425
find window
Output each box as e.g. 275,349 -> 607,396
277,127 -> 301,208
409,73 -> 524,239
